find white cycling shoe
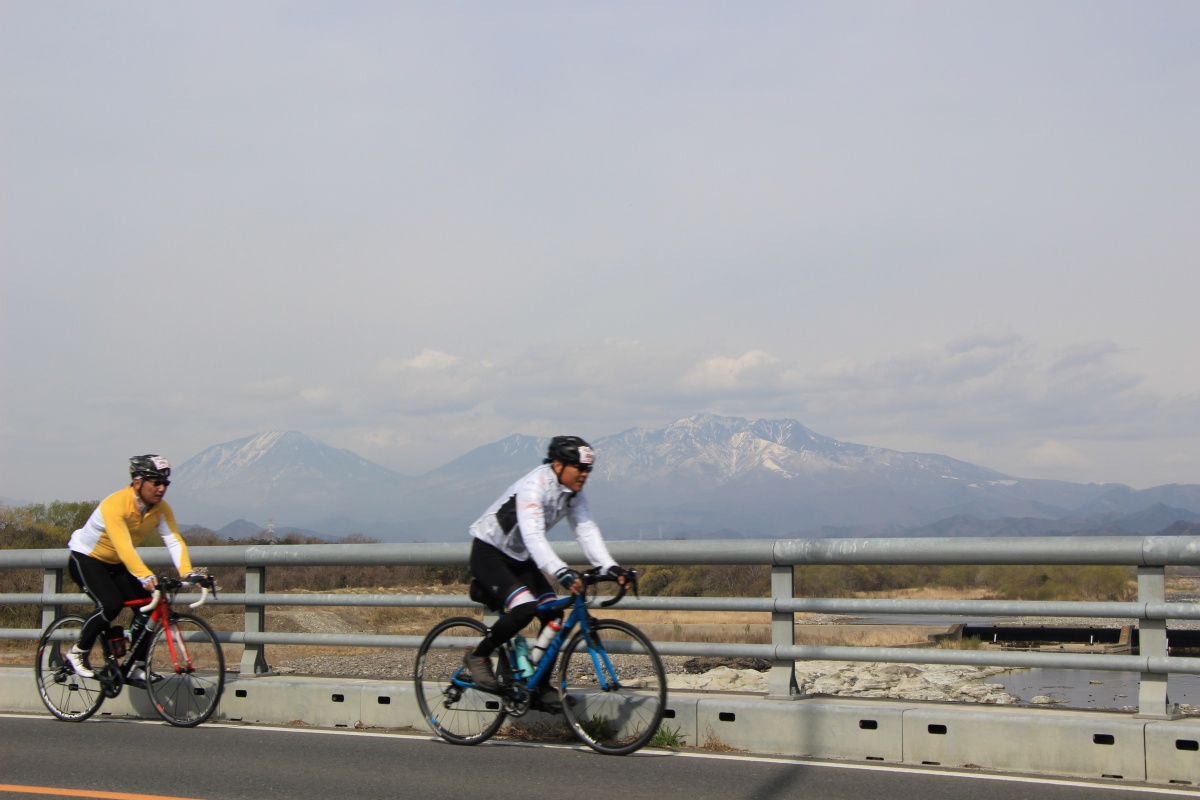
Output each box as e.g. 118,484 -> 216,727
126,665 -> 164,689
66,646 -> 94,678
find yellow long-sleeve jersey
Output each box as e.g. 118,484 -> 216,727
67,486 -> 193,580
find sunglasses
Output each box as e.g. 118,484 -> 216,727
574,463 -> 593,473
141,478 -> 171,487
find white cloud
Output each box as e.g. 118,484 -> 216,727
1025,441 -> 1094,472
287,334 -> 1198,476
681,350 -> 786,391
1051,341 -> 1120,372
298,387 -> 337,408
242,377 -> 297,399
377,349 -> 472,373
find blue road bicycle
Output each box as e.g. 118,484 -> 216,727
415,569 -> 667,755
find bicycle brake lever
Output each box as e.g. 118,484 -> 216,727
599,580 -> 626,608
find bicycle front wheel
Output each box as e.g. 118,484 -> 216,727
146,612 -> 225,727
35,615 -> 107,722
559,618 -> 667,755
415,616 -> 507,745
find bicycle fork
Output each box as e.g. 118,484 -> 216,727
582,629 -> 622,691
161,615 -> 195,674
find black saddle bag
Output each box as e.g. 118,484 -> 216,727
468,577 -> 502,612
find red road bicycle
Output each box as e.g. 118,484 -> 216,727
35,574 -> 225,727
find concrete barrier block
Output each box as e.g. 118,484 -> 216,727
0,669 -> 52,713
358,682 -> 424,730
661,691 -> 701,748
903,706 -> 1147,781
222,675 -> 362,728
3,667 -> 161,720
1145,719 -> 1200,787
696,696 -> 906,761
557,690 -> 666,743
92,686 -> 158,720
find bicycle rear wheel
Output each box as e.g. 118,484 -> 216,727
35,615 -> 106,722
146,612 -> 225,727
415,616 -> 507,745
559,618 -> 667,755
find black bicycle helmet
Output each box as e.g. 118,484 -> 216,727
544,436 -> 595,467
130,454 -> 171,480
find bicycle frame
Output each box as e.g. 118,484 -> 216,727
540,595 -> 612,690
37,573 -> 224,727
452,577 -> 624,697
416,568 -> 666,754
144,597 -> 195,675
110,578 -> 212,676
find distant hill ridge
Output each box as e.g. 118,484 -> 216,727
166,414 -> 1200,543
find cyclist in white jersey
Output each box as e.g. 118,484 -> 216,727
463,436 -> 630,690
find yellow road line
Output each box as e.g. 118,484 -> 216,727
0,785 -> 204,800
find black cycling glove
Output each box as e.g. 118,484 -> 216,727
555,567 -> 580,591
606,565 -> 633,583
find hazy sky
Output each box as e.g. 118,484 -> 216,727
3,2 -> 1198,504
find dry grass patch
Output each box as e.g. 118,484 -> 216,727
501,719 -> 576,743
793,624 -> 954,647
855,586 -> 1001,600
0,640 -> 34,664
630,622 -> 951,647
596,609 -> 771,626
701,724 -> 739,752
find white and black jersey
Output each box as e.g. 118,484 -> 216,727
468,463 -> 616,577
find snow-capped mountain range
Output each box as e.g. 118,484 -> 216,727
167,413 -> 1200,542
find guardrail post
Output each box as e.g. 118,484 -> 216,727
42,568 -> 63,628
240,565 -> 270,676
1136,565 -> 1181,719
768,564 -> 800,699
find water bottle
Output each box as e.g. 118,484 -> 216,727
128,612 -> 151,647
529,618 -> 562,665
106,626 -> 128,658
513,636 -> 533,678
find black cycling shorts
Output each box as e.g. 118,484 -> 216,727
469,538 -> 554,610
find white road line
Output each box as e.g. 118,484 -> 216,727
4,714 -> 1197,796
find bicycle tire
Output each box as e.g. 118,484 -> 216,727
558,618 -> 667,755
145,612 -> 225,727
415,616 -> 507,745
35,614 -> 106,722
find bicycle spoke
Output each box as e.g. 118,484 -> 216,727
415,617 -> 507,745
560,619 -> 667,755
146,613 -> 225,727
35,615 -> 106,722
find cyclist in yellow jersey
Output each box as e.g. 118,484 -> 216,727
64,455 -> 203,686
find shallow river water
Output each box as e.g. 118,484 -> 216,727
836,614 -> 1200,711
994,668 -> 1200,711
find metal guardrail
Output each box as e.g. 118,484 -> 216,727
2,536 -> 1197,717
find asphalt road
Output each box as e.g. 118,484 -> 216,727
0,714 -> 1195,800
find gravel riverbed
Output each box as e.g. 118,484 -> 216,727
272,651 -> 1019,705
264,607 -> 1200,709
